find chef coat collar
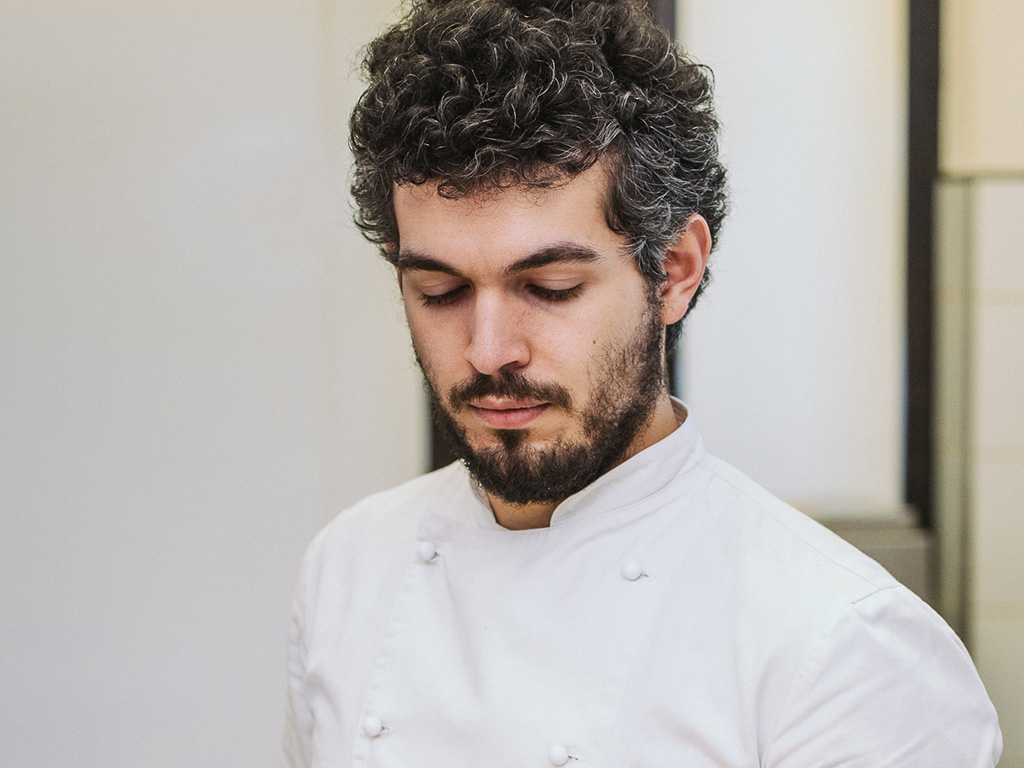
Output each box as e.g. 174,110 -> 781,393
460,398 -> 705,529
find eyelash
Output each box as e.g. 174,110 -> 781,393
419,285 -> 468,307
419,284 -> 584,307
528,284 -> 584,302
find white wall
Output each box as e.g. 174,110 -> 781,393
0,1 -> 422,766
677,0 -> 907,520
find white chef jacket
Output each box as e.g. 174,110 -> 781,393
283,402 -> 1002,767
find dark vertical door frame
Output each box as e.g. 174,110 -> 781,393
906,0 -> 941,528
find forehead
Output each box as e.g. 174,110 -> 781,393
392,164 -> 630,271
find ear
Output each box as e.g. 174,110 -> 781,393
659,214 -> 711,326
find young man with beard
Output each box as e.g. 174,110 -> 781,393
283,0 -> 1001,764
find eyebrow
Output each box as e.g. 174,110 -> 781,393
396,243 -> 604,277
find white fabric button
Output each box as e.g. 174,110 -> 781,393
549,745 -> 570,765
417,541 -> 437,563
621,560 -> 644,581
362,716 -> 383,737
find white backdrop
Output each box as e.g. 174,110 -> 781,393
678,0 -> 908,520
0,1 -> 424,766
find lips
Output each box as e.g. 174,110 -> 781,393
469,398 -> 549,429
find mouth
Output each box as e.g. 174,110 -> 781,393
468,398 -> 549,430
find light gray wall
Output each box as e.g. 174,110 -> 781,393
677,0 -> 908,520
0,1 -> 422,766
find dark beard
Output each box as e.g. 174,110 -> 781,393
419,301 -> 666,507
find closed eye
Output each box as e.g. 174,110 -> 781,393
528,284 -> 584,302
419,284 -> 469,307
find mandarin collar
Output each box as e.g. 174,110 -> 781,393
457,398 -> 705,530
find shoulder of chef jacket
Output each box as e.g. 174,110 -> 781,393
283,426 -> 1002,768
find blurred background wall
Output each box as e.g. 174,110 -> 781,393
678,0 -> 907,522
1,1 -> 424,765
0,0 -> 1020,766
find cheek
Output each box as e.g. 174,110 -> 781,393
406,311 -> 466,375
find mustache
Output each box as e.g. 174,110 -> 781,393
448,370 -> 573,412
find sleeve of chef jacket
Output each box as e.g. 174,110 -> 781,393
763,586 -> 1002,767
281,535 -> 317,768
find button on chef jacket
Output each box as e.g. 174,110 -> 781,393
283,401 -> 1002,767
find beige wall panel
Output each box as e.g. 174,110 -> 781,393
973,614 -> 1024,766
962,180 -> 1024,757
933,180 -> 972,631
941,0 -> 1024,174
972,305 -> 1024,452
975,181 -> 1024,301
971,460 -> 1024,606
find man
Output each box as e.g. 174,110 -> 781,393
284,0 -> 1002,764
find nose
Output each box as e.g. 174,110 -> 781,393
464,292 -> 530,376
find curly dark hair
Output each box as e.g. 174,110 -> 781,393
349,0 -> 728,350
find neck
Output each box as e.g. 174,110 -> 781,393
487,496 -> 559,530
487,393 -> 680,529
